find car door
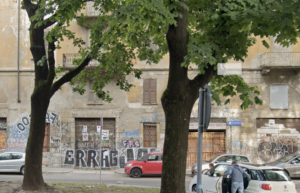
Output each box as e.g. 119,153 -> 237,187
157,155 -> 163,174
284,156 -> 300,177
143,154 -> 160,174
7,153 -> 24,172
0,153 -> 11,171
203,164 -> 228,193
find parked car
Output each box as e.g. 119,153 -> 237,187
191,154 -> 251,175
265,154 -> 300,178
0,152 -> 25,175
189,163 -> 296,193
124,152 -> 162,178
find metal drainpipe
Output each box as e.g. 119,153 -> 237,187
17,0 -> 21,103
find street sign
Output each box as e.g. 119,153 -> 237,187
227,121 -> 242,126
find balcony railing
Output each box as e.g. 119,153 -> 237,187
63,53 -> 99,69
86,2 -> 101,17
260,52 -> 300,68
76,2 -> 101,17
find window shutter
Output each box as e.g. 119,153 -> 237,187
150,79 -> 157,104
143,79 -> 150,104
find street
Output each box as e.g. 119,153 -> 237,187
0,172 -> 193,192
1,172 -> 300,192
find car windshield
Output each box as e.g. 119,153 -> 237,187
263,169 -> 291,181
206,155 -> 220,162
276,154 -> 297,162
137,154 -> 149,161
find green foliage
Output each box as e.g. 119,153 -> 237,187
210,75 -> 262,109
29,0 -> 300,106
37,56 -> 46,66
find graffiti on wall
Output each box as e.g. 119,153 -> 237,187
64,148 -> 158,168
257,135 -> 299,162
141,111 -> 165,123
0,133 -> 6,149
120,138 -> 140,148
124,129 -> 139,137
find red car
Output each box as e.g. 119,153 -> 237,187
124,152 -> 163,178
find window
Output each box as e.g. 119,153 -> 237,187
207,164 -> 228,177
270,85 -> 288,109
217,156 -> 232,163
0,118 -> 6,130
11,153 -> 23,160
250,170 -> 267,181
263,169 -> 291,181
143,79 -> 157,104
0,153 -> 10,160
143,123 -> 157,147
233,156 -> 250,162
148,155 -> 159,161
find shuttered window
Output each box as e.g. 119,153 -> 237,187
143,123 -> 157,147
143,79 -> 157,104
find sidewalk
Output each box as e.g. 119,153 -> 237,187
42,166 -> 193,176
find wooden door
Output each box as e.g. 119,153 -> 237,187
187,131 -> 225,169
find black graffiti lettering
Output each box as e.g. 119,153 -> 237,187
258,141 -> 298,162
22,117 -> 29,126
87,150 -> 99,167
76,149 -> 87,167
17,123 -> 26,131
64,150 -> 74,165
119,156 -> 125,168
101,150 -> 109,168
110,150 -> 118,167
50,113 -> 58,125
126,149 -> 134,162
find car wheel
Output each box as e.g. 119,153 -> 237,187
131,168 -> 142,178
20,166 -> 25,175
192,185 -> 203,193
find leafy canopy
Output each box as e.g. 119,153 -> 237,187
31,0 -> 300,105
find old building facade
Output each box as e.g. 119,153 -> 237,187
1,1 -> 300,169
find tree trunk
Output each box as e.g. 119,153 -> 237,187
160,1 -> 200,192
22,82 -> 51,190
22,17 -> 51,190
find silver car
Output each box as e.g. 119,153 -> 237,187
265,154 -> 300,178
0,152 -> 25,175
191,154 -> 252,176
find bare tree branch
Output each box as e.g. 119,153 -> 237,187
189,64 -> 216,88
50,56 -> 92,97
41,13 -> 59,29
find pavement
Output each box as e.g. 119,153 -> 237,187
42,166 -> 193,176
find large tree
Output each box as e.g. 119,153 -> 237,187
22,0 -> 300,191
84,0 -> 300,192
22,0 -> 140,190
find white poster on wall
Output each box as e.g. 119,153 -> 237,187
82,133 -> 88,141
97,126 -> 101,133
102,130 -> 109,140
269,119 -> 275,127
83,125 -> 87,132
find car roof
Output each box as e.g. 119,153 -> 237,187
1,152 -> 25,154
148,152 -> 163,155
217,163 -> 284,170
216,154 -> 250,157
